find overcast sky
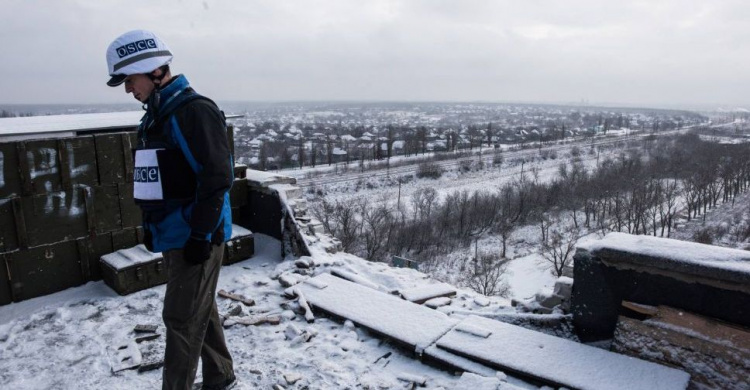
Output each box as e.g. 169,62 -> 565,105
1,0 -> 749,108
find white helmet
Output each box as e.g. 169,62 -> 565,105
106,30 -> 173,87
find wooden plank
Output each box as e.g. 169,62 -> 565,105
217,289 -> 255,306
613,316 -> 748,389
225,315 -> 281,327
654,305 -> 750,351
622,300 -> 659,316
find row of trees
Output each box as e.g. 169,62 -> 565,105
311,133 -> 750,295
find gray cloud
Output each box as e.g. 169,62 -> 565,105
1,0 -> 748,108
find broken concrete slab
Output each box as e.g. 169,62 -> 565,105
294,273 -> 458,353
436,315 -> 690,390
424,297 -> 452,309
400,283 -> 457,304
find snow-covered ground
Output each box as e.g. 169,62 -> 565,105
0,235 -> 549,389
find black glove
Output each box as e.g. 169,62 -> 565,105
143,229 -> 155,252
183,236 -> 212,265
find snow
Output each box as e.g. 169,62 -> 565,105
455,372 -> 501,390
244,169 -> 296,186
399,282 -> 456,303
329,267 -> 383,291
0,228 -> 696,389
101,244 -> 161,271
425,297 -> 452,308
436,315 -> 690,390
230,224 -> 252,239
505,253 -> 557,300
579,232 -> 750,279
0,111 -> 143,141
296,273 -> 458,352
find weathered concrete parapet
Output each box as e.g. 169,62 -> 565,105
571,232 -> 750,342
239,170 -> 341,258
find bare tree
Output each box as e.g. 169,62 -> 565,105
540,222 -> 580,277
464,251 -> 511,297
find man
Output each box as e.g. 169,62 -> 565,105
105,30 -> 236,390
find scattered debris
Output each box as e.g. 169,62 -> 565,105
473,296 -> 490,307
283,372 -> 302,385
133,324 -> 158,333
294,258 -> 314,269
224,315 -> 281,327
135,333 -> 160,343
279,273 -> 303,288
424,297 -> 452,309
224,304 -> 243,318
534,292 -> 562,310
218,289 -> 255,306
137,355 -> 164,373
293,287 -> 315,323
397,372 -> 427,387
613,303 -> 750,389
292,268 -> 313,276
285,324 -> 303,340
108,341 -> 142,373
373,351 -> 392,364
400,283 -> 457,304
281,310 -> 296,320
282,286 -> 297,299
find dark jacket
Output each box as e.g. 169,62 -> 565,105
135,74 -> 233,252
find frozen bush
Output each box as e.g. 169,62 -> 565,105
416,162 -> 444,179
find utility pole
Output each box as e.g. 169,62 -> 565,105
397,180 -> 402,209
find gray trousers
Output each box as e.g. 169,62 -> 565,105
162,243 -> 234,390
